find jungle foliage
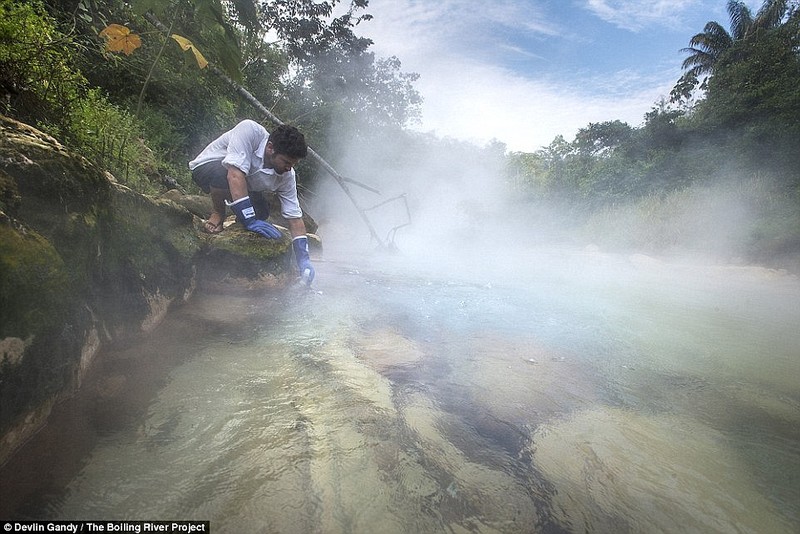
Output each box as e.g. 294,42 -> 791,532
509,0 -> 799,204
0,0 -> 421,193
507,0 -> 800,263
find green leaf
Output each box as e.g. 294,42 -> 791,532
131,0 -> 164,16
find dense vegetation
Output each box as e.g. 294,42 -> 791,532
508,0 -> 799,265
1,0 -> 798,267
0,0 -> 421,193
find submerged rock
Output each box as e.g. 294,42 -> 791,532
531,407 -> 795,533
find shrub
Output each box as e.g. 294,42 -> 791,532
0,0 -> 86,132
67,88 -> 161,193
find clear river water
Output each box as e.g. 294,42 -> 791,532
1,243 -> 798,533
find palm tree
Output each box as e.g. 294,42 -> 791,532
677,0 -> 793,91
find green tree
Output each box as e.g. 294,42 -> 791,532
506,151 -> 548,195
0,0 -> 86,130
533,135 -> 575,199
261,1 -> 421,152
673,0 -> 797,100
695,18 -> 800,187
132,0 -> 260,80
573,120 -> 634,158
8,0 -> 421,196
258,0 -> 373,62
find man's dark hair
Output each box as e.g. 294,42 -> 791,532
269,124 -> 308,159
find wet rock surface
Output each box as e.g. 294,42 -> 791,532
0,115 -> 314,463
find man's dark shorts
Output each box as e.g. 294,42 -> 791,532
191,160 -> 270,220
191,160 -> 229,193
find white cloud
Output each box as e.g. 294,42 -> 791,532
409,59 -> 672,151
583,0 -> 698,32
357,0 -> 679,152
359,0 -> 559,59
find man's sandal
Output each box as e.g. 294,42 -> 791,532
202,218 -> 224,234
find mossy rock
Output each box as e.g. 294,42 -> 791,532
0,215 -> 87,452
0,116 -> 111,220
161,188 -> 319,235
0,115 -> 201,460
0,215 -> 71,343
0,114 -> 324,462
160,189 -> 212,219
0,169 -> 21,214
196,223 -> 294,291
86,184 -> 202,332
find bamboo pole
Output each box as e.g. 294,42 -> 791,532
143,12 -> 386,247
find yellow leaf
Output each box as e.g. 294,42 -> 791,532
171,34 -> 208,69
99,24 -> 142,55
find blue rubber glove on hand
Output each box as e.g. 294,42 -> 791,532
227,196 -> 282,239
292,236 -> 315,286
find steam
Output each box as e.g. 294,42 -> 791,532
309,120 -> 798,281
310,129 -> 515,267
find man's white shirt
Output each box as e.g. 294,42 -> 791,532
188,119 -> 302,218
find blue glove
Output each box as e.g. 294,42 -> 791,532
227,196 -> 282,239
292,236 -> 315,285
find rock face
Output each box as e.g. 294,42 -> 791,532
0,115 -> 305,464
195,223 -> 295,293
160,189 -> 321,292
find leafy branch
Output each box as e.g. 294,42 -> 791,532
98,23 -> 208,68
99,17 -> 208,141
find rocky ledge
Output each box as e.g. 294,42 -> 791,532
0,115 -> 319,464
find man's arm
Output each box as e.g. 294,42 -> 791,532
286,217 -> 307,238
226,166 -> 249,201
225,166 -> 282,239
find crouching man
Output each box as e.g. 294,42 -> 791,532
189,119 -> 314,284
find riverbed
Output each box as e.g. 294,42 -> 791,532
1,243 -> 798,533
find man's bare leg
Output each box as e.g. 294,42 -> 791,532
203,186 -> 230,233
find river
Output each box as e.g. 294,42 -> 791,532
1,242 -> 798,533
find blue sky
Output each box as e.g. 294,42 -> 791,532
354,0 -> 761,152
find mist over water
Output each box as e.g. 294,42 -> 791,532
2,236 -> 798,531
304,127 -> 800,531
2,128 -> 799,532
